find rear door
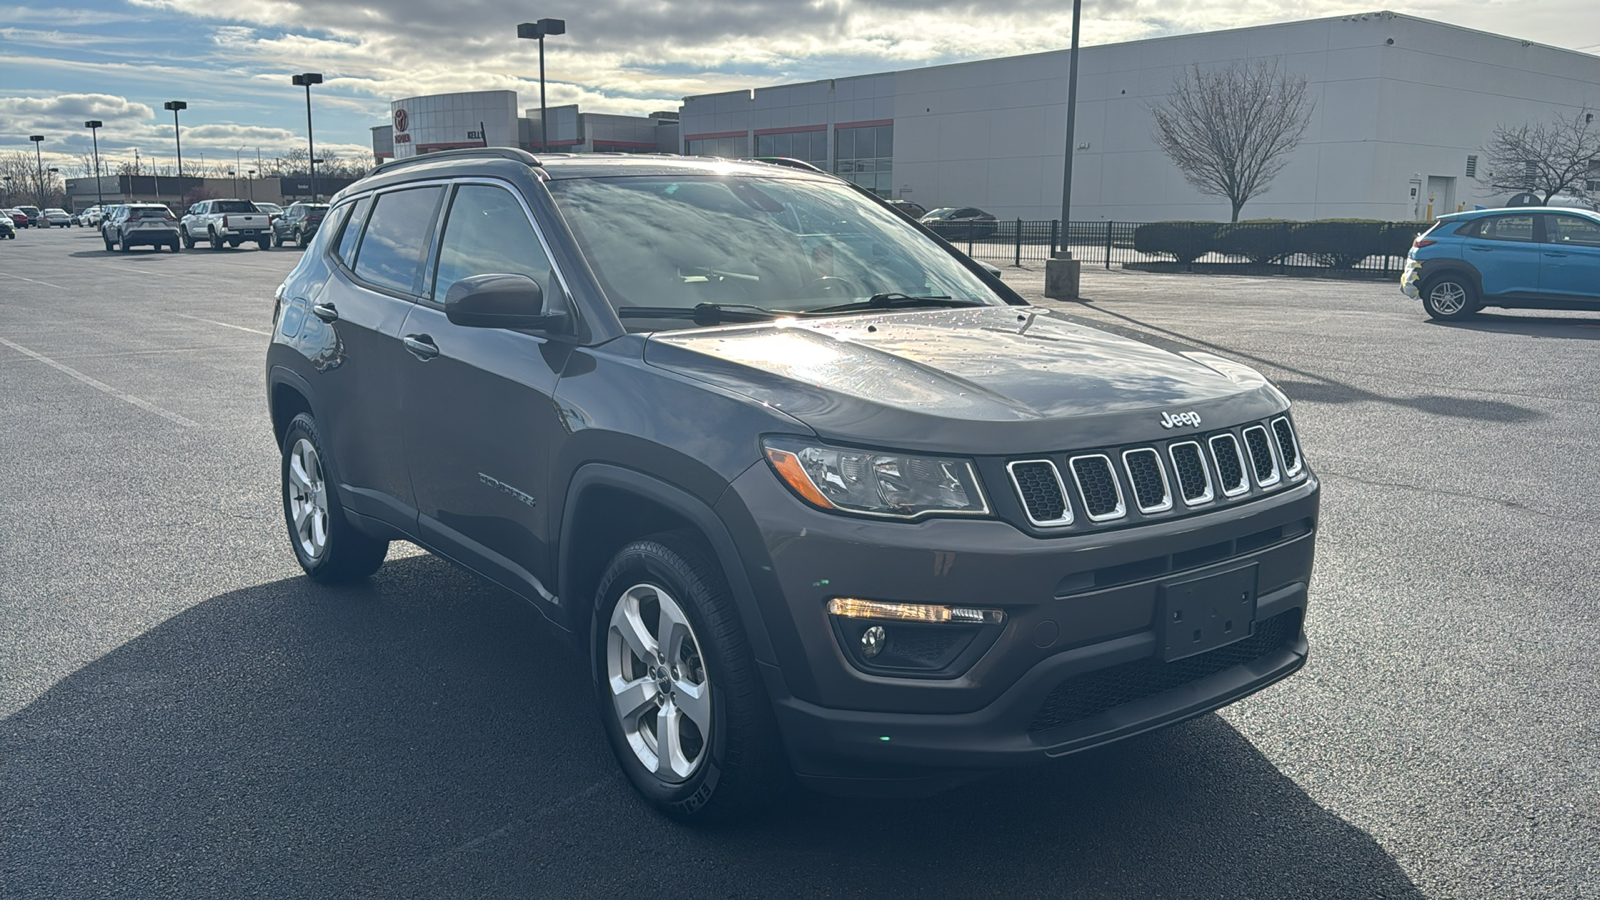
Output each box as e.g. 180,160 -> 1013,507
313,185 -> 446,530
1539,214 -> 1600,302
1461,213 -> 1542,296
398,181 -> 571,605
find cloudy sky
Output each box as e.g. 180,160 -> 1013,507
3,0 -> 1597,176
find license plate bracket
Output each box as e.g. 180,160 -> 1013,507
1159,564 -> 1258,662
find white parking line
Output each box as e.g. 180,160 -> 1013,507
0,335 -> 198,427
175,313 -> 271,336
0,271 -> 67,290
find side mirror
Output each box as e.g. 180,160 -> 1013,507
444,273 -> 563,330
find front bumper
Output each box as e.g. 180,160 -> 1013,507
719,462 -> 1319,788
1401,259 -> 1422,299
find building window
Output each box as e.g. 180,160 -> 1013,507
686,135 -> 748,158
755,130 -> 827,163
834,124 -> 893,197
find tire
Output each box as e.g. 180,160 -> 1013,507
293,229 -> 304,248
592,531 -> 788,823
170,240 -> 182,253
257,237 -> 271,251
1422,274 -> 1479,321
182,227 -> 195,250
208,229 -> 222,251
281,413 -> 389,582
117,235 -> 129,253
104,236 -> 114,252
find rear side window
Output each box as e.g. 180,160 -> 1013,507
1546,215 -> 1600,247
352,187 -> 444,295
214,200 -> 255,213
431,184 -> 554,304
335,196 -> 372,268
1477,215 -> 1536,242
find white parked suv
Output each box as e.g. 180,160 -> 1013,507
180,199 -> 272,250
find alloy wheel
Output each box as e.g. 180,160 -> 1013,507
1428,281 -> 1467,315
286,438 -> 330,560
606,583 -> 711,783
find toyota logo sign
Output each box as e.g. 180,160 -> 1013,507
393,108 -> 409,133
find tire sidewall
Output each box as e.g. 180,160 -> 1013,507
280,413 -> 342,578
592,542 -> 735,819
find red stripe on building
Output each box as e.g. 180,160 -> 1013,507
593,140 -> 659,149
753,124 -> 827,136
835,119 -> 893,130
682,130 -> 748,141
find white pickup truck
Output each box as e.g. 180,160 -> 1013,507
180,199 -> 272,250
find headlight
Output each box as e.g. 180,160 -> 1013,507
762,437 -> 989,520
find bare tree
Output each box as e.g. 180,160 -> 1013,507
1479,108 -> 1599,205
1150,59 -> 1315,222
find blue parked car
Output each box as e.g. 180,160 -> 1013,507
1401,206 -> 1600,320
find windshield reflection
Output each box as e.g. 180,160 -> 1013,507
546,176 -> 1001,330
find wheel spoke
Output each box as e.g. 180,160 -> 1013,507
615,594 -> 658,663
656,703 -> 692,778
611,675 -> 659,722
673,678 -> 711,734
656,596 -> 692,663
289,456 -> 312,492
311,510 -> 327,549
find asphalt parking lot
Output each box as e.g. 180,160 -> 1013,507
2,226 -> 1597,899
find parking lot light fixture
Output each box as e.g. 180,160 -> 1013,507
291,73 -> 324,201
516,18 -> 566,153
29,136 -> 45,205
163,102 -> 187,179
85,120 -> 106,212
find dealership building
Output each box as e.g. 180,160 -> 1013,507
679,12 -> 1600,222
372,90 -> 679,161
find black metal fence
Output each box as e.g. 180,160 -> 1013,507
932,219 -> 1426,275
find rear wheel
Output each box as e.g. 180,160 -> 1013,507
257,237 -> 271,250
208,229 -> 222,251
593,532 -> 788,823
1422,275 -> 1479,320
182,227 -> 195,249
170,240 -> 182,253
117,235 -> 130,253
280,413 -> 389,582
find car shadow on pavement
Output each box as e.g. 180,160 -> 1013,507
1431,313 -> 1600,340
1,554 -> 1422,899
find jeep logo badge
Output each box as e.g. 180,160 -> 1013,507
1160,410 -> 1202,429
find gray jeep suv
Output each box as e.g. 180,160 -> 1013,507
266,149 -> 1319,821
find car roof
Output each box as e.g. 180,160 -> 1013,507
1442,206 -> 1600,222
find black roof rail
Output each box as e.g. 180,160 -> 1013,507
367,147 -> 542,179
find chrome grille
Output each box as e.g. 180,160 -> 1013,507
1243,425 -> 1280,487
1209,434 -> 1249,497
1272,417 -> 1302,477
1168,441 -> 1213,505
1070,455 -> 1125,521
1007,460 -> 1072,526
1122,448 -> 1172,513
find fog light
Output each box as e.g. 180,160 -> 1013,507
827,597 -> 1005,625
861,625 -> 886,657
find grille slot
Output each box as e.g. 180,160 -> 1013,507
1121,448 -> 1172,513
1209,434 -> 1249,497
1007,460 -> 1073,526
1070,454 -> 1126,521
1168,441 -> 1213,506
1271,417 -> 1302,477
1029,610 -> 1303,734
1243,425 -> 1281,487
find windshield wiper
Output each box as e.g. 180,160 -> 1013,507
805,293 -> 982,314
617,303 -> 794,326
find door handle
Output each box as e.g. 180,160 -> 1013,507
1544,251 -> 1570,257
403,334 -> 440,361
1467,246 -> 1491,252
311,303 -> 338,322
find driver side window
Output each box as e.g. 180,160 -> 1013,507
431,184 -> 556,305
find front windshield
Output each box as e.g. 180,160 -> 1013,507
923,208 -> 957,218
546,175 -> 1002,330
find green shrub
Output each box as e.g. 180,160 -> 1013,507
1289,219 -> 1385,268
1132,222 -> 1221,263
1214,220 -> 1292,264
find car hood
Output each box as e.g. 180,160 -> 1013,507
642,306 -> 1287,454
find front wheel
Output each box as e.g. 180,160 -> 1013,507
593,532 -> 788,823
182,228 -> 195,249
280,413 -> 389,582
1422,275 -> 1479,320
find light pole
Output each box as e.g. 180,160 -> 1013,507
517,18 -> 566,153
292,73 -> 323,201
1044,0 -> 1083,299
29,135 -> 44,206
164,101 -> 187,179
85,120 -> 105,213
247,169 -> 256,201
2,175 -> 12,207
229,169 -> 237,196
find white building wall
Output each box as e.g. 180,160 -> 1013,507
390,91 -> 519,159
679,13 -> 1600,222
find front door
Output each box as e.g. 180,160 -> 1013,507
1539,214 -> 1600,301
400,181 -> 571,606
1463,213 -> 1542,297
